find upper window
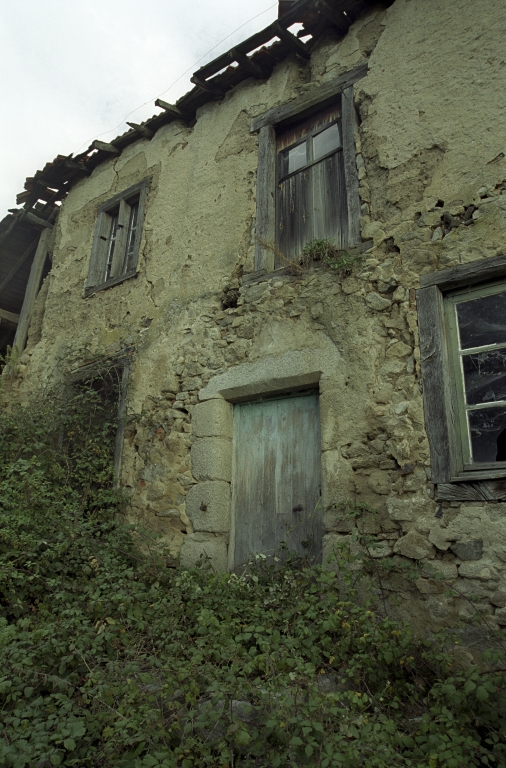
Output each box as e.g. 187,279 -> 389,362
251,64 -> 367,274
86,180 -> 149,297
417,254 -> 506,496
276,105 -> 348,264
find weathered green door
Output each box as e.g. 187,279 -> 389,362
232,393 -> 321,569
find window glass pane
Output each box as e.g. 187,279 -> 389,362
104,214 -> 119,281
123,202 -> 139,271
463,349 -> 506,405
456,290 -> 506,349
313,123 -> 341,161
468,406 -> 506,462
281,142 -> 307,176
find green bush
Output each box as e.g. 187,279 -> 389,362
1,386 -> 505,767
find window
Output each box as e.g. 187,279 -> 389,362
417,254 -> 506,499
86,180 -> 149,296
251,64 -> 366,273
276,106 -> 348,263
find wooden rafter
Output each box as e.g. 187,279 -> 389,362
230,48 -> 270,79
0,308 -> 20,325
275,21 -> 311,58
0,239 -> 38,296
154,99 -> 187,120
126,122 -> 154,139
190,75 -> 226,97
91,140 -> 120,155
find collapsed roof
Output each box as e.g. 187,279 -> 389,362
0,0 -> 377,353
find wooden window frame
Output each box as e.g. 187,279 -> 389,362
418,253 -> 506,501
85,179 -> 149,297
250,64 -> 367,273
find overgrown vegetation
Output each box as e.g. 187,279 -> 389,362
1,385 -> 505,767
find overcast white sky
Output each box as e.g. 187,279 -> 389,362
0,0 -> 279,218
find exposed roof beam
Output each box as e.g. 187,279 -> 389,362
230,48 -> 270,79
0,308 -> 20,325
126,122 -> 154,139
275,21 -> 311,58
23,211 -> 54,230
91,140 -> 120,155
314,0 -> 352,32
190,75 -> 226,97
64,159 -> 91,175
154,99 -> 187,120
0,238 -> 38,295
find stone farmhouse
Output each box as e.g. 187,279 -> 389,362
1,0 -> 506,637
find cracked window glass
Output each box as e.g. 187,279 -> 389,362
462,349 -> 506,405
456,290 -> 506,349
468,406 -> 506,463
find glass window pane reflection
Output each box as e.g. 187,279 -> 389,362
468,406 -> 506,463
457,290 -> 506,349
282,143 -> 307,176
313,123 -> 341,161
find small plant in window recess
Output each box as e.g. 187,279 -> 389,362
301,238 -> 363,277
255,235 -> 363,277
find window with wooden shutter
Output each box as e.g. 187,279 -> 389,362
86,179 -> 149,297
251,64 -> 366,273
276,105 -> 347,264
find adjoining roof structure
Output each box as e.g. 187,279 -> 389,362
0,0 -> 375,355
3,0 -> 372,228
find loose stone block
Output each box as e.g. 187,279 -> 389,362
192,398 -> 233,439
393,530 -> 435,560
424,559 -> 458,580
366,292 -> 392,311
451,539 -> 483,561
179,533 -> 228,571
458,561 -> 500,581
368,540 -> 392,558
191,438 -> 232,482
490,590 -> 506,608
495,608 -> 506,626
186,480 -> 231,532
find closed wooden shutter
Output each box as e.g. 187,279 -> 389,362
232,393 -> 322,569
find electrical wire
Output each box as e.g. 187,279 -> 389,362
75,2 -> 277,154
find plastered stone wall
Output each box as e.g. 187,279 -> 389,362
4,0 -> 506,642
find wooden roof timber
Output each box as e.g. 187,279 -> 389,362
11,0 -> 370,218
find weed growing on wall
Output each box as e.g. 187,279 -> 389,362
1,392 -> 505,767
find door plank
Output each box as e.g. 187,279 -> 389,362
232,394 -> 321,569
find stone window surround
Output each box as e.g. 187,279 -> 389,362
417,252 -> 506,502
183,346 -> 340,571
85,178 -> 150,298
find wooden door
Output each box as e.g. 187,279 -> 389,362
232,393 -> 321,569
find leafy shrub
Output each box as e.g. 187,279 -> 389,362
0,387 -> 505,767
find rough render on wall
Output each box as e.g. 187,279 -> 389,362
4,0 -> 506,643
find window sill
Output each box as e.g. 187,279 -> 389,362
85,270 -> 137,298
244,239 -> 373,287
